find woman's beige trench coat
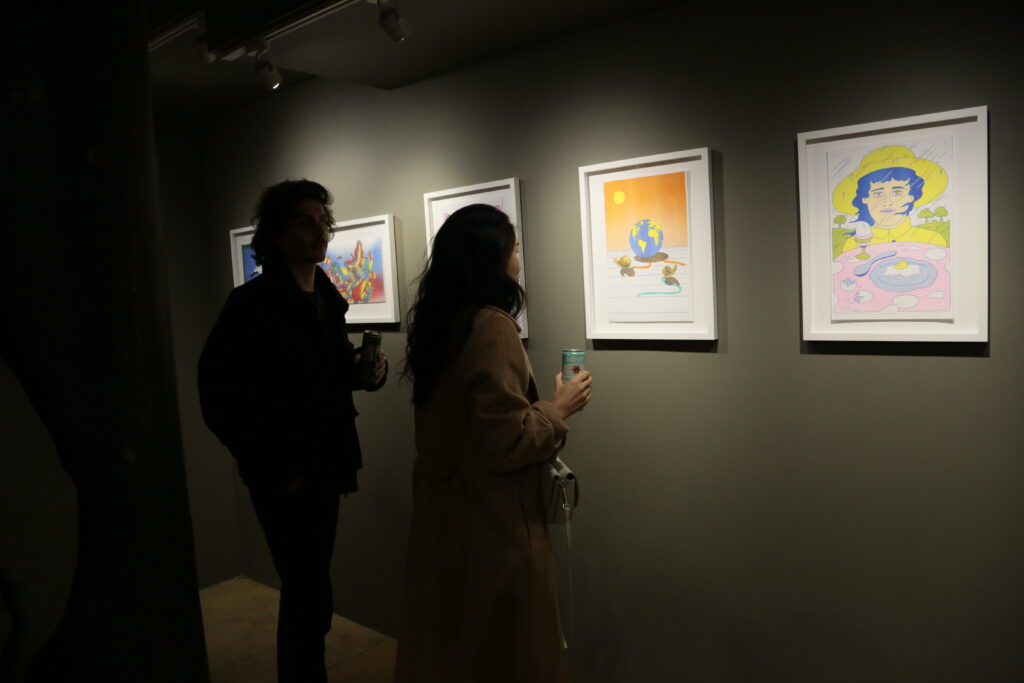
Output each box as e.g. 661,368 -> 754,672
393,306 -> 570,683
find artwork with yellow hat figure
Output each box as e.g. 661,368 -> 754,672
602,171 -> 692,322
828,136 -> 954,321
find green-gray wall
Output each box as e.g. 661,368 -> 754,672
161,6 -> 1024,682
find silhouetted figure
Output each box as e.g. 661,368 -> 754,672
395,204 -> 592,683
198,180 -> 386,683
0,358 -> 77,683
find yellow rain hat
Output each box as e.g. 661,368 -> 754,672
832,145 -> 947,215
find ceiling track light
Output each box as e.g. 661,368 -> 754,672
375,0 -> 410,43
254,49 -> 283,91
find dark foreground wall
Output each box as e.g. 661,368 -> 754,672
2,3 -> 208,681
164,4 -> 1023,682
155,121 -> 244,588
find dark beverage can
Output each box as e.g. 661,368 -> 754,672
561,349 -> 585,384
358,330 -> 382,386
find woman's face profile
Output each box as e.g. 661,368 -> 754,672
505,239 -> 522,280
863,178 -> 914,228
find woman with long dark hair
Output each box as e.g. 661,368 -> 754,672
394,204 -> 592,683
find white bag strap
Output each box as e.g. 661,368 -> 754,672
557,478 -> 572,650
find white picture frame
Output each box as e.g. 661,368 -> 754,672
229,225 -> 258,287
798,106 -> 988,342
324,214 -> 401,325
423,178 -> 528,337
227,214 -> 401,324
578,148 -> 717,340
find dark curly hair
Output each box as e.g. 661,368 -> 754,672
403,204 -> 524,406
250,179 -> 334,266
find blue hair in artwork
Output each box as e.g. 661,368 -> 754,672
852,166 -> 925,225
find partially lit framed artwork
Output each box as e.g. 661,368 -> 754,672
423,178 -> 528,336
323,214 -> 400,324
578,148 -> 717,340
798,106 -> 988,342
229,226 -> 259,287
227,214 -> 400,324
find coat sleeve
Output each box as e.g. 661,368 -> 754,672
326,286 -> 387,394
461,310 -> 568,475
360,358 -> 388,393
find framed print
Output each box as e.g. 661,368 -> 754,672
423,178 -> 528,336
323,214 -> 400,324
578,148 -> 717,340
798,106 -> 988,342
229,226 -> 259,287
227,214 -> 401,324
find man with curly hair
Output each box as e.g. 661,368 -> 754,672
198,179 -> 386,683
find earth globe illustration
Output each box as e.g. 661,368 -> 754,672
629,219 -> 664,259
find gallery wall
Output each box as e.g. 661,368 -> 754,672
160,5 -> 1024,682
157,123 -> 244,585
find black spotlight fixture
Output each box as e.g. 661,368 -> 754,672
377,0 -> 410,42
254,49 -> 283,90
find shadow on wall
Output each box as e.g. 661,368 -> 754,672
0,357 -> 77,683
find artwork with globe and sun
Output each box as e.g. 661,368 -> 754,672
602,171 -> 692,323
580,148 -> 717,340
629,219 -> 664,258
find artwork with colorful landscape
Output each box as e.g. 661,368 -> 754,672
233,235 -> 387,308
322,236 -> 387,305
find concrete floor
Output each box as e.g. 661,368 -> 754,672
199,577 -> 396,683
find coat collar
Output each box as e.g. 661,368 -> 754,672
481,304 -> 521,333
258,261 -> 349,314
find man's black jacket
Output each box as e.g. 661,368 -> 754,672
198,264 -> 382,494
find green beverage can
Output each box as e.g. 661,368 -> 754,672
561,349 -> 586,384
358,330 -> 382,386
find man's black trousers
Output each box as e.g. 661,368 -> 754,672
250,485 -> 340,683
